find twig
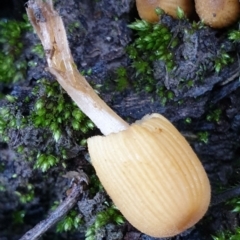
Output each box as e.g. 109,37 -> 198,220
19,183 -> 83,240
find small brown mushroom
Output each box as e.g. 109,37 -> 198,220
88,114 -> 210,237
26,0 -> 211,237
195,0 -> 240,28
136,0 -> 194,23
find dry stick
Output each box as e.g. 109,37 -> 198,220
19,183 -> 83,240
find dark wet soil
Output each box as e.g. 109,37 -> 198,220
0,0 -> 240,240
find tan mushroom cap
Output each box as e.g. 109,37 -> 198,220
136,0 -> 194,23
195,0 -> 240,28
88,113 -> 211,237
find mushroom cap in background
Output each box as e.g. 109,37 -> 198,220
195,0 -> 240,28
88,113 -> 211,237
136,0 -> 194,23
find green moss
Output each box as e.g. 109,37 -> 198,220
229,31 -> 240,42
124,16 -> 239,107
31,43 -> 44,58
0,14 -> 31,84
206,108 -> 222,123
15,184 -> 35,204
212,227 -> 240,240
0,184 -> 6,191
226,197 -> 240,213
184,117 -> 192,124
187,20 -> 205,34
0,78 -> 95,172
228,22 -> 240,42
0,162 -> 4,172
32,79 -> 94,144
126,19 -> 177,94
214,50 -> 233,73
156,86 -> 174,106
114,67 -> 129,91
67,21 -> 81,34
0,103 -> 22,142
127,20 -> 175,64
88,174 -> 104,196
176,6 -> 186,20
34,153 -> 59,172
211,23 -> 239,73
197,131 -> 209,144
56,210 -> 83,232
12,210 -> 26,225
85,203 -> 125,240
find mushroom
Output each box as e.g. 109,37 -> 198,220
88,114 -> 210,237
26,0 -> 211,237
136,0 -> 194,23
195,0 -> 240,28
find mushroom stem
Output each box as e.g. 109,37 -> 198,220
26,0 -> 129,135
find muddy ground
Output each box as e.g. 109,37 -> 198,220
0,0 -> 240,240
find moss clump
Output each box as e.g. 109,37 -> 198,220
31,43 -> 44,58
0,78 -> 95,172
127,19 -> 177,93
206,108 -> 222,123
34,153 -> 60,172
0,15 -> 31,85
214,50 -> 233,73
0,96 -> 24,142
32,79 -> 94,144
122,14 -> 240,109
212,22 -> 240,73
226,196 -> 240,213
56,209 -> 83,233
197,131 -> 209,144
12,210 -> 26,225
212,227 -> 240,240
85,204 -> 125,240
15,183 -> 35,204
114,67 -> 129,92
228,22 -> 240,42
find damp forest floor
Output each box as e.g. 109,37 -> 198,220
0,0 -> 240,240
